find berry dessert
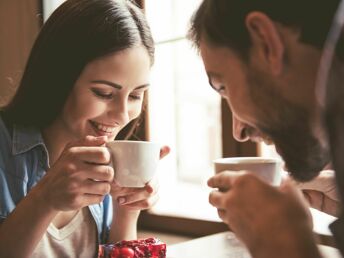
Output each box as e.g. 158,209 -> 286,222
98,237 -> 166,258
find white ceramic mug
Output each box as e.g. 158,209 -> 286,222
213,157 -> 282,186
106,140 -> 161,187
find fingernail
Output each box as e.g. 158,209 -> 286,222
118,197 -> 125,204
146,185 -> 153,193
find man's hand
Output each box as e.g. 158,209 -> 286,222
208,171 -> 321,258
296,170 -> 340,216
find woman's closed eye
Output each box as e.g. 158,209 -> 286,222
91,88 -> 113,99
129,93 -> 143,101
91,87 -> 145,101
129,89 -> 146,101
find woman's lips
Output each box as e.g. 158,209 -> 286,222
90,120 -> 118,136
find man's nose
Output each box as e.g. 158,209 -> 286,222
232,115 -> 250,142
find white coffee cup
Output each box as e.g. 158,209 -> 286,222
106,140 -> 161,187
213,157 -> 282,186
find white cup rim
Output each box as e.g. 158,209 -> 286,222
213,157 -> 281,164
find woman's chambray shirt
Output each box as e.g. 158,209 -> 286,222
0,115 -> 112,244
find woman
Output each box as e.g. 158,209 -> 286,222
0,0 -> 168,257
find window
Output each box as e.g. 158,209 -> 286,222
145,0 -> 226,221
42,0 -> 65,21
144,0 -> 284,227
146,0 -> 222,185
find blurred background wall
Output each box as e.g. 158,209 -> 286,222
0,0 -> 41,107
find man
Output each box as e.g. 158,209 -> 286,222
188,1 -> 344,257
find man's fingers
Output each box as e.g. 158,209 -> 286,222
209,190 -> 226,209
207,171 -> 246,189
281,179 -> 304,200
217,209 -> 228,224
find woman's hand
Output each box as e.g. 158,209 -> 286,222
110,145 -> 170,211
296,170 -> 340,216
109,145 -> 170,242
36,136 -> 114,212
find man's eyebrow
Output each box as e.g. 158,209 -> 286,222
91,80 -> 150,90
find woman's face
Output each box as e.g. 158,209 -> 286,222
57,46 -> 151,142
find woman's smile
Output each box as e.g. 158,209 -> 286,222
90,120 -> 119,137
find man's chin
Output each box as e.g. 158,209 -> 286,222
282,154 -> 328,182
276,145 -> 329,182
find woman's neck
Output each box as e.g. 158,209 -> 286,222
41,119 -> 73,167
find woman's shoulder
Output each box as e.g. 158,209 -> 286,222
0,112 -> 13,146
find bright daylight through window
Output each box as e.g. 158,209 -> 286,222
145,0 -> 223,219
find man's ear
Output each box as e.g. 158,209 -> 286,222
245,12 -> 284,75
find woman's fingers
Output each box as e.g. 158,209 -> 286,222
69,146 -> 111,165
117,187 -> 154,205
82,180 -> 112,196
159,145 -> 170,160
121,192 -> 160,210
65,135 -> 108,148
81,163 -> 114,182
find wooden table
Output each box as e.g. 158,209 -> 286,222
167,231 -> 341,258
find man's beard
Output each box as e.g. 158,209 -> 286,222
247,68 -> 330,182
260,117 -> 330,182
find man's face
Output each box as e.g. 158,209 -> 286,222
200,40 -> 330,182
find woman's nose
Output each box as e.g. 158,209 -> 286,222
232,115 -> 250,142
109,99 -> 130,126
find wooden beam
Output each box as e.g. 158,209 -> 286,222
0,0 -> 42,107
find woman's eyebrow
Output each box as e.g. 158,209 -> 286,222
134,84 -> 150,90
91,80 -> 122,89
91,80 -> 149,90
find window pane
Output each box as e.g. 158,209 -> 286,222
145,0 -> 202,42
148,39 -> 222,185
42,0 -> 65,21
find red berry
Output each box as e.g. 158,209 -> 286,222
111,248 -> 121,258
111,247 -> 135,258
119,247 -> 135,258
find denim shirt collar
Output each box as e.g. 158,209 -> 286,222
12,124 -> 47,156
